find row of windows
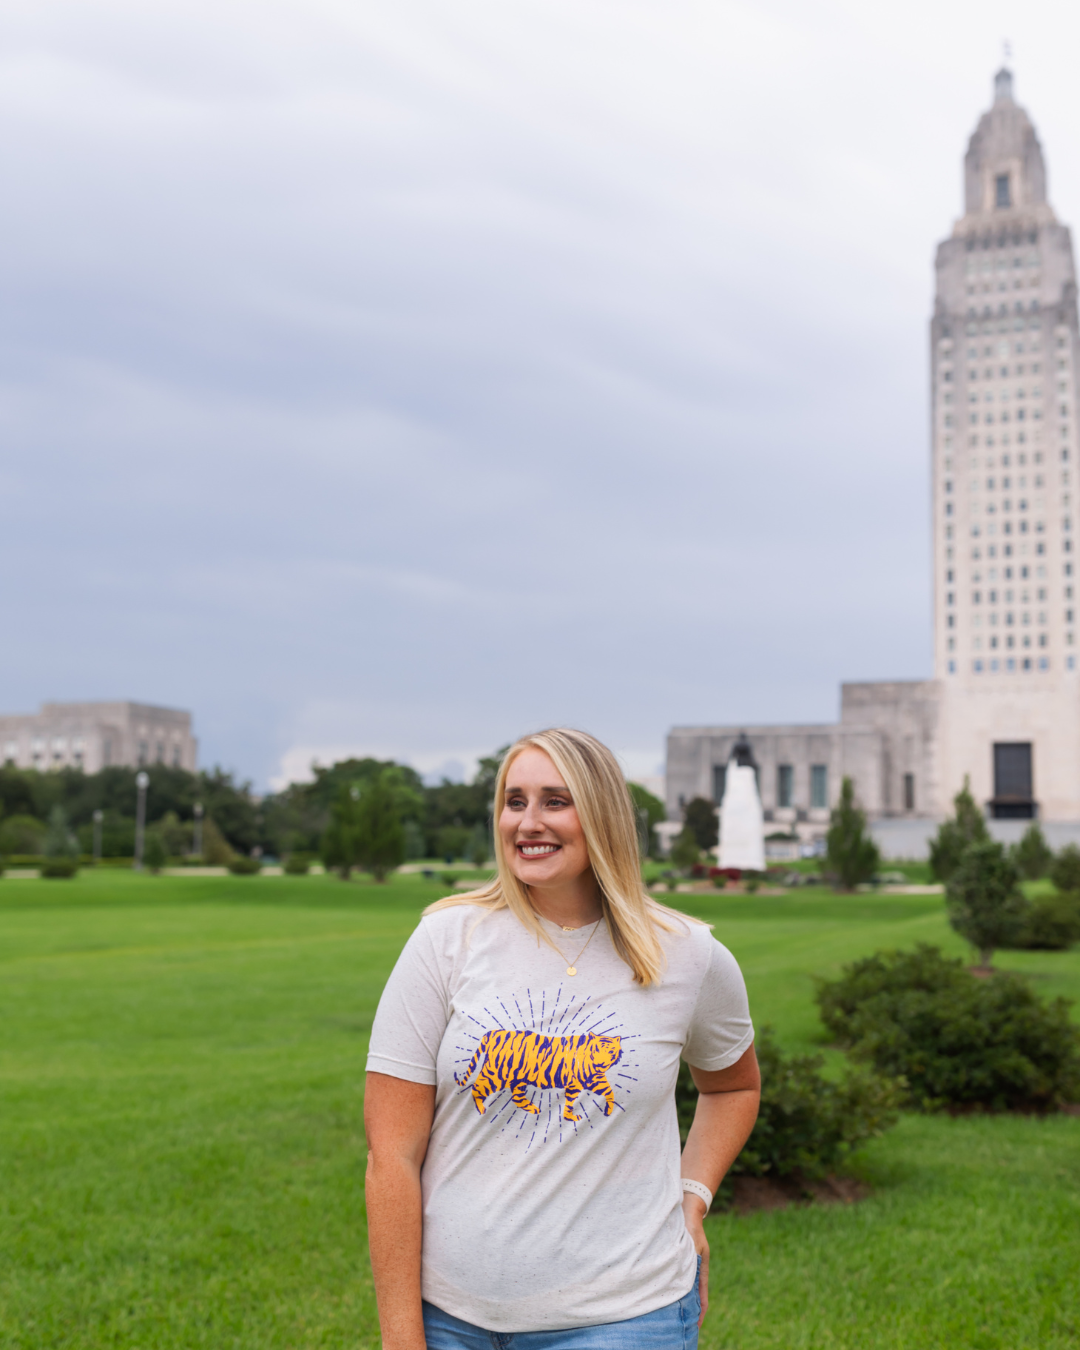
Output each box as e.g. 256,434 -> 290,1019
964,251 -> 1039,274
713,763 -> 829,811
971,657 -> 1051,673
974,633 -> 1053,649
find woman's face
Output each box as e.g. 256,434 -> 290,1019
499,748 -> 592,891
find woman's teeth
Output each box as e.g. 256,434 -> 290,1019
520,844 -> 559,856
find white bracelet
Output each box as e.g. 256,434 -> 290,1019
681,1178 -> 713,1210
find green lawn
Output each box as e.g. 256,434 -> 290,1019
1,872 -> 1077,1349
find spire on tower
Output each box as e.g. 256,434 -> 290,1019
994,65 -> 1013,103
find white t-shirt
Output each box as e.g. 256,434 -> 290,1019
365,902 -> 753,1333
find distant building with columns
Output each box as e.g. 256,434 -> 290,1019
0,701 -> 197,774
667,68 -> 1080,854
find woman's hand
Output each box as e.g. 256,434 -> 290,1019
681,1193 -> 710,1325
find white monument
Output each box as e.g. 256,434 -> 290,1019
717,739 -> 765,872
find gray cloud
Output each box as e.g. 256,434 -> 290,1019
3,0 -> 1078,784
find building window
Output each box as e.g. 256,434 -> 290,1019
103,738 -> 112,766
777,764 -> 793,808
903,773 -> 915,811
810,765 -> 828,809
712,765 -> 726,805
172,746 -> 181,767
155,741 -> 165,764
138,741 -> 148,765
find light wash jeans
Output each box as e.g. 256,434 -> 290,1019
422,1260 -> 701,1350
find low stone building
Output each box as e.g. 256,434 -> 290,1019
0,701 -> 197,775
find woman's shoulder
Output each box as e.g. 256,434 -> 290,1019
417,899 -> 505,942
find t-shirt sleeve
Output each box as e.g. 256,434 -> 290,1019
681,936 -> 755,1072
366,919 -> 451,1085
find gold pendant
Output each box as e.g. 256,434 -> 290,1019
566,966 -> 577,976
562,925 -> 575,932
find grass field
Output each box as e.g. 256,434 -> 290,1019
1,871 -> 1078,1349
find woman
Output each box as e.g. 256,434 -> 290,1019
365,728 -> 759,1350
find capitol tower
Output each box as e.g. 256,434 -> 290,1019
932,66 -> 1080,818
667,67 -> 1080,840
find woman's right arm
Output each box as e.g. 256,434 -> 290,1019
364,1072 -> 437,1350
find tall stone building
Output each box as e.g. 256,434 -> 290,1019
0,701 -> 197,775
667,68 -> 1080,844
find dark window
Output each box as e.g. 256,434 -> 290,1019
903,773 -> 915,811
992,742 -> 1034,818
712,765 -> 726,805
137,741 -> 148,765
995,175 -> 1011,208
810,765 -> 828,809
777,764 -> 793,808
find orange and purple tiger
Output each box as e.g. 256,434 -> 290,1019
455,1029 -> 622,1122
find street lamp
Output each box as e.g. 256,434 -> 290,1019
134,771 -> 149,869
193,802 -> 204,860
92,809 -> 103,864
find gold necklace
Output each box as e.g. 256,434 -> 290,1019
552,920 -> 601,977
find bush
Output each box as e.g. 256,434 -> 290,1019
1014,893 -> 1080,950
675,1028 -> 900,1200
815,944 -> 1080,1112
40,859 -> 79,879
929,778 -> 989,882
670,828 -> 699,872
684,797 -> 719,852
0,814 -> 46,856
284,853 -> 313,875
825,777 -> 880,890
1050,843 -> 1080,893
945,838 -> 1027,967
227,856 -> 262,875
142,831 -> 168,874
1010,824 -> 1053,880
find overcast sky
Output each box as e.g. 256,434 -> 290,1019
3,0 -> 1079,789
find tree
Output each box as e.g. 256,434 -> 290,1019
0,813 -> 46,856
684,796 -> 719,852
142,830 -> 168,874
628,782 -> 666,857
1010,823 -> 1053,880
200,817 -> 234,865
354,768 -> 408,882
1050,842 -> 1080,893
436,825 -> 470,863
670,827 -> 700,873
321,785 -> 361,880
43,806 -> 78,861
946,838 -> 1028,968
929,777 -> 989,882
467,823 -> 490,868
825,777 -> 880,891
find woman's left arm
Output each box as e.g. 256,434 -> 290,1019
680,1043 -> 761,1325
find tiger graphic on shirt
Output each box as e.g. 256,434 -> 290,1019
455,1028 -> 622,1122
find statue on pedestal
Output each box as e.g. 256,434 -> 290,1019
718,735 -> 765,873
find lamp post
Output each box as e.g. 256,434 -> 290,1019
92,809 -> 103,864
193,802 -> 204,860
134,772 -> 149,869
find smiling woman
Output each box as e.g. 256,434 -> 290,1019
363,727 -> 760,1350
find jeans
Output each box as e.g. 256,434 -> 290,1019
422,1261 -> 702,1350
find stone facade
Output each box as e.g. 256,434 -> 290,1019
0,702 -> 197,775
667,69 -> 1080,836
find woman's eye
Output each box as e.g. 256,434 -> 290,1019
546,796 -> 569,808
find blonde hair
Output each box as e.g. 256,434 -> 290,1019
424,727 -> 701,986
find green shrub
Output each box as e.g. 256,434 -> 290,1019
40,859 -> 78,879
670,828 -> 699,872
284,853 -> 313,875
1014,892 -> 1080,950
4,855 -> 44,868
142,832 -> 168,874
675,1028 -> 900,1201
1010,823 -> 1053,880
0,814 -> 46,856
945,838 -> 1027,966
928,778 -> 989,881
1050,843 -> 1080,893
227,856 -> 262,875
826,776 -> 880,890
815,944 -> 1080,1112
